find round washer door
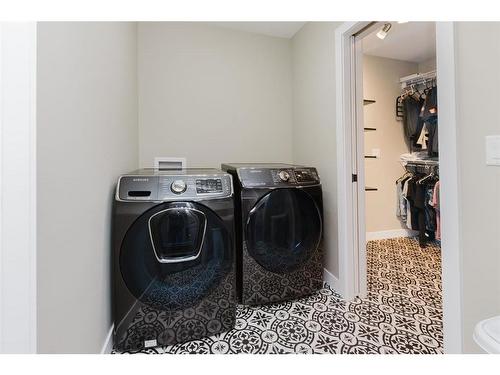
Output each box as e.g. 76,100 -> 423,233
120,201 -> 233,311
245,188 -> 322,274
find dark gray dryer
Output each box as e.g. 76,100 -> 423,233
221,163 -> 324,306
112,169 -> 236,351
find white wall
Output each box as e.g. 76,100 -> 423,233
137,22 -> 293,168
36,22 -> 138,353
454,22 -> 500,353
363,55 -> 418,233
0,22 -> 37,353
291,22 -> 341,278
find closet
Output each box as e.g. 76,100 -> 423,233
362,21 -> 440,249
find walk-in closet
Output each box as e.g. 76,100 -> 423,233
358,21 -> 443,353
362,22 -> 439,246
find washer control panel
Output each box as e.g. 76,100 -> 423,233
238,167 -> 320,188
196,178 -> 224,194
294,168 -> 319,183
117,172 -> 232,201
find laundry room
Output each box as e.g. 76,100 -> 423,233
38,21 -> 444,354
4,17 -> 494,357
36,21 -> 339,354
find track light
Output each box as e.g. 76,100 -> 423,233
376,23 -> 392,40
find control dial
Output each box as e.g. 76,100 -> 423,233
278,170 -> 290,182
170,180 -> 187,194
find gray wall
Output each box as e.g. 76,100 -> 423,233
454,22 -> 500,353
137,22 -> 293,168
291,22 -> 341,277
37,22 -> 138,353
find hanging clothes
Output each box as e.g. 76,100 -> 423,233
433,181 -> 441,240
395,161 -> 439,247
422,86 -> 438,157
400,81 -> 438,157
425,186 -> 437,233
426,122 -> 438,157
403,177 -> 412,229
422,86 -> 438,120
397,75 -> 439,247
402,95 -> 425,150
396,174 -> 411,221
416,123 -> 429,150
414,177 -> 438,246
405,176 -> 421,231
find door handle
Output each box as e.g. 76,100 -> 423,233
148,207 -> 207,264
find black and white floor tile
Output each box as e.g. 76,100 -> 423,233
113,237 -> 442,354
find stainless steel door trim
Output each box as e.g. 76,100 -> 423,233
147,207 -> 207,264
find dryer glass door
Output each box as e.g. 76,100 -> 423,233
119,202 -> 233,311
245,188 -> 322,274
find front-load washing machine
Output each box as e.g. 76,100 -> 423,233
221,163 -> 324,306
112,169 -> 236,351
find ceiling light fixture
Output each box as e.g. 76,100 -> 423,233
376,23 -> 392,40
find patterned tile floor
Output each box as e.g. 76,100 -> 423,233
114,237 -> 442,354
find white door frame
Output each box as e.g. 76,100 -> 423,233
0,22 -> 37,353
335,22 -> 371,302
335,21 -> 463,353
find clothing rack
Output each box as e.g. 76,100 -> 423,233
402,159 -> 439,166
400,70 -> 437,89
401,159 -> 439,174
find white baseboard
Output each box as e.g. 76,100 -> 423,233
366,229 -> 418,241
323,268 -> 342,296
101,324 -> 114,354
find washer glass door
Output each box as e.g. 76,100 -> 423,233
245,188 -> 322,274
120,201 -> 232,311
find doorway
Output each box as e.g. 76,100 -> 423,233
335,21 -> 463,353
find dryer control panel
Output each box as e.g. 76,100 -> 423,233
116,170 -> 233,201
237,167 -> 320,188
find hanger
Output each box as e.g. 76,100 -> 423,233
417,165 -> 438,184
397,170 -> 412,183
424,79 -> 432,94
418,173 -> 432,185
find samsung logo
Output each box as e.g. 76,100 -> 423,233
132,178 -> 149,182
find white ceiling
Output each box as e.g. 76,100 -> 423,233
363,22 -> 436,63
209,22 -> 305,39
